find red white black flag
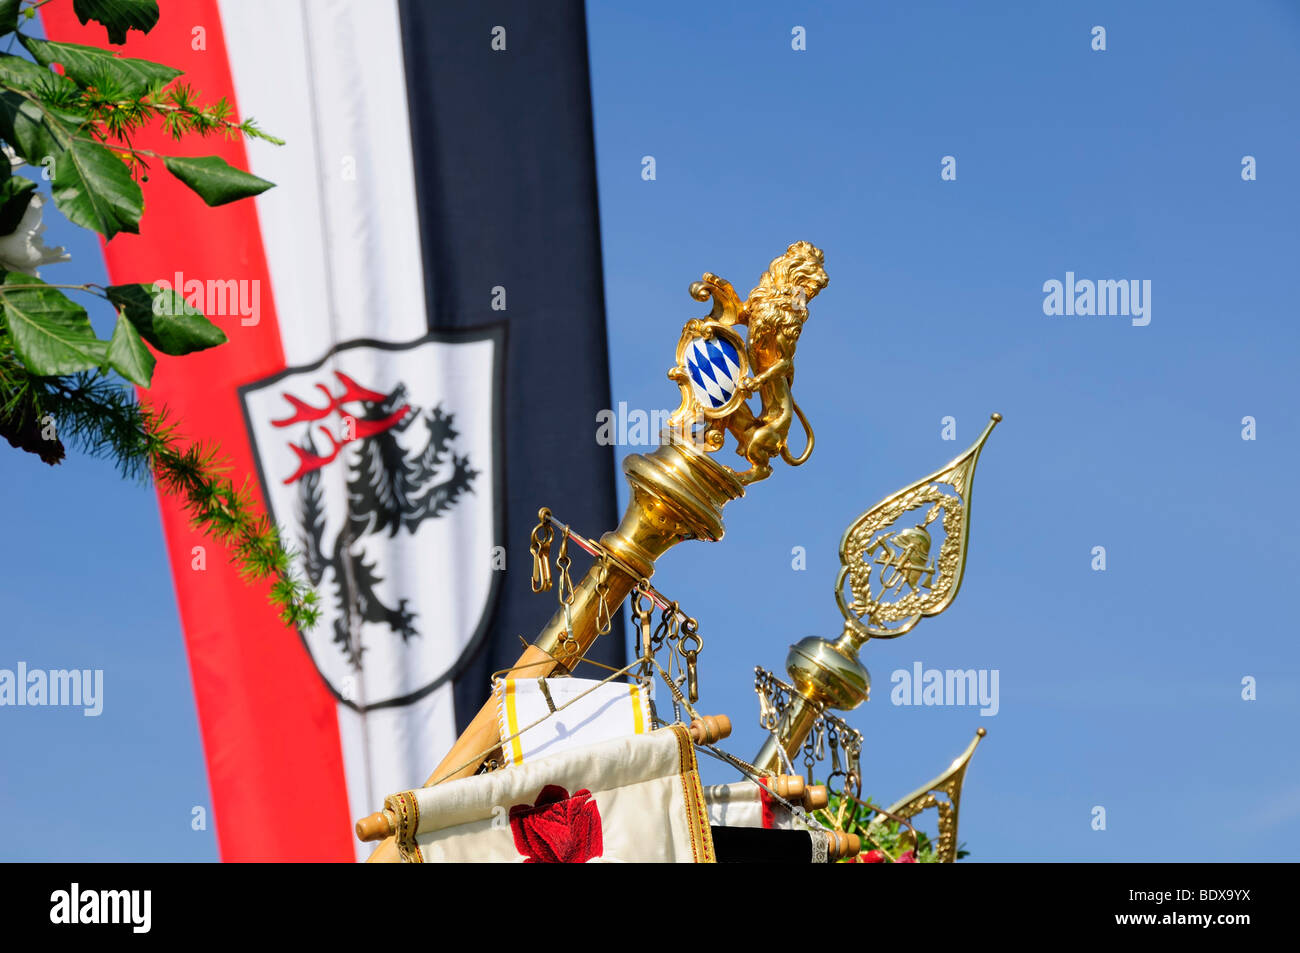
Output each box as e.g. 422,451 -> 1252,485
42,0 -> 622,861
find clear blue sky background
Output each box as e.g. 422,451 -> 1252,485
3,0 -> 1298,861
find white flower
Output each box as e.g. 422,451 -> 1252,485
0,192 -> 71,277
2,143 -> 22,170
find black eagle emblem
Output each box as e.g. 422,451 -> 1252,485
280,375 -> 478,669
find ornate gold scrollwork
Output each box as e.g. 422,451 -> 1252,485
667,241 -> 828,485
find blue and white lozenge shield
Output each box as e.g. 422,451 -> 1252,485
685,336 -> 743,410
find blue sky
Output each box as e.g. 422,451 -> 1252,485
3,0 -> 1299,861
587,0 -> 1300,862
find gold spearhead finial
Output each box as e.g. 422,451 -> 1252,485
868,728 -> 987,863
836,413 -> 1001,647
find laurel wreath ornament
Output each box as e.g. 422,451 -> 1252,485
842,483 -> 965,630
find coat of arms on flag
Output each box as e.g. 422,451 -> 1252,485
239,329 -> 503,711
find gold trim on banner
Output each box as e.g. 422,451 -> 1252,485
670,724 -> 716,864
384,790 -> 422,864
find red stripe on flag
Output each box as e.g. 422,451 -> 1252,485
758,779 -> 777,830
42,3 -> 354,860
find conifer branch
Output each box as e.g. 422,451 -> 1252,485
10,370 -> 320,629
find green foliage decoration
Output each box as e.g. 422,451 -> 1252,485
0,0 -> 317,630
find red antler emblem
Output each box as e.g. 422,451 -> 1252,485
273,371 -> 410,484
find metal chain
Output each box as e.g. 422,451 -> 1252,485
754,665 -> 864,799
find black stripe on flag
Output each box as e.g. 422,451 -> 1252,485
396,0 -> 626,730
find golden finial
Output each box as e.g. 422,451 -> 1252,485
667,241 -> 828,485
753,414 -> 1001,775
867,728 -> 988,863
836,413 -> 1001,647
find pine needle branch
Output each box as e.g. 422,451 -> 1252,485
23,371 -> 320,630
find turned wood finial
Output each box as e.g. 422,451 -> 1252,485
766,774 -> 806,800
689,714 -> 731,744
802,784 -> 829,811
825,830 -> 861,861
355,810 -> 396,843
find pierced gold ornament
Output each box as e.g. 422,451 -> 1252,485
837,412 -> 1001,644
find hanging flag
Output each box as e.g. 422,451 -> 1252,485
384,726 -> 715,864
495,676 -> 651,766
42,0 -> 623,861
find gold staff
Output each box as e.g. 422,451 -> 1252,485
365,242 -> 829,861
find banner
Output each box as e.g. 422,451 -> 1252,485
495,677 -> 651,766
42,0 -> 623,861
386,726 -> 714,863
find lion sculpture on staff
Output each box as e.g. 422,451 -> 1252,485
670,240 -> 829,485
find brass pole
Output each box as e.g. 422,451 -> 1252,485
753,695 -> 823,776
366,436 -> 744,861
753,626 -> 870,775
364,241 -> 829,862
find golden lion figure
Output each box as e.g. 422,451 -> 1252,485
671,241 -> 829,485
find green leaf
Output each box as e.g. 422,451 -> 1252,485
0,0 -> 21,36
0,59 -> 85,165
106,309 -> 154,385
72,0 -> 160,45
0,91 -> 61,167
0,56 -> 80,170
0,52 -> 52,88
0,85 -> 144,238
51,137 -> 143,238
0,273 -> 106,375
163,155 -> 273,207
0,174 -> 37,236
106,282 -> 227,355
19,37 -> 181,97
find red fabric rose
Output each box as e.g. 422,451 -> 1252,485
861,849 -> 886,863
896,849 -> 917,863
509,784 -> 604,863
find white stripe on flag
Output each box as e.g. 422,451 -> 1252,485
218,0 -> 456,860
219,0 -> 429,357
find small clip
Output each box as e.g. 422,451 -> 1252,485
529,511 -> 553,593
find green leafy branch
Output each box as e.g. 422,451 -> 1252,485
0,54 -> 274,236
0,1 -> 281,153
18,40 -> 285,168
0,0 -> 318,630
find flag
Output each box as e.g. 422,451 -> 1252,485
495,677 -> 651,766
42,0 -> 623,861
384,726 -> 715,863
